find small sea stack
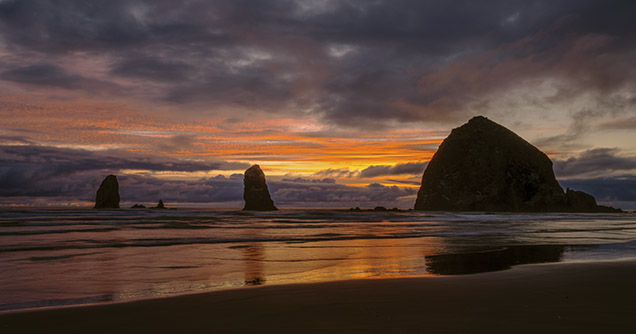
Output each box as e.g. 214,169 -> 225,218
153,200 -> 166,209
94,175 -> 120,209
243,165 -> 277,211
414,116 -> 620,212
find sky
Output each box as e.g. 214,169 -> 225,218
1,0 -> 635,209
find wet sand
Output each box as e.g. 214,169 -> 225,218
2,259 -> 635,333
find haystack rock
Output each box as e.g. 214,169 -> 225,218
243,165 -> 277,211
94,174 -> 120,209
414,116 -> 620,212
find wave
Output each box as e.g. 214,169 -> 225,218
0,294 -> 115,312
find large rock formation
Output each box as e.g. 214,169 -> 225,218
414,116 -> 620,212
243,165 -> 277,211
94,174 -> 120,209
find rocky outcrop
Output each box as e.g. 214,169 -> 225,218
414,116 -> 621,212
94,175 -> 120,209
153,199 -> 166,209
243,165 -> 277,211
130,204 -> 146,209
565,189 -> 619,213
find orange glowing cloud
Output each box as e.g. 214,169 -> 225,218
1,93 -> 441,185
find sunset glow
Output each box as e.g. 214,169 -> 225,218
1,1 -> 635,209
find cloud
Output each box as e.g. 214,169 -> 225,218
0,144 -> 249,198
0,145 -> 247,173
560,175 -> 636,210
1,0 -> 634,128
155,134 -> 198,153
360,162 -> 427,178
553,148 -> 636,178
270,180 -> 417,208
598,116 -> 636,131
110,56 -> 194,82
386,179 -> 421,186
1,63 -> 122,94
313,168 -> 360,178
118,174 -> 244,204
0,135 -> 34,145
0,144 -> 417,207
280,177 -> 336,184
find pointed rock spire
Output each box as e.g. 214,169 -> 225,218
154,199 -> 166,209
94,175 -> 120,209
243,165 -> 277,211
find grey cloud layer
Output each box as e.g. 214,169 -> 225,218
560,176 -> 636,210
0,145 -> 247,197
360,162 -> 427,178
1,0 -> 634,127
554,148 -> 636,178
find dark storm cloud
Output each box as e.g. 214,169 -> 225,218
2,0 -> 635,126
1,64 -> 122,93
360,162 -> 427,178
553,148 -> 636,178
110,57 -> 194,82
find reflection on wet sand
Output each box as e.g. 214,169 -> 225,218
241,243 -> 266,286
425,245 -> 567,275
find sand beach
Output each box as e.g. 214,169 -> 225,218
2,258 -> 635,333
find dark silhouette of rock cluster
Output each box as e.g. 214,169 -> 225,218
154,199 -> 166,209
94,175 -> 120,209
243,164 -> 277,211
414,116 -> 621,212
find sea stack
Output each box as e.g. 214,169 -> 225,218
154,200 -> 166,209
414,116 -> 619,212
243,165 -> 277,211
94,174 -> 120,209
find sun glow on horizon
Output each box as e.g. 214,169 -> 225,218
2,93 -> 441,188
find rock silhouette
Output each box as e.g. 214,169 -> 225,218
154,199 -> 166,209
243,165 -> 277,211
414,116 -> 620,212
130,204 -> 146,209
94,175 -> 120,209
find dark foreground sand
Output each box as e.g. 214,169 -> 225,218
2,259 -> 636,333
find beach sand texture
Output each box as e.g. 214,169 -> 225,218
2,259 -> 635,333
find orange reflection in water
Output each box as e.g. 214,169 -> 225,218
241,243 -> 266,286
245,236 -> 446,286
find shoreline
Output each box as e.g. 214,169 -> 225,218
2,259 -> 635,333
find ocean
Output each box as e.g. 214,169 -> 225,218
1,208 -> 635,312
